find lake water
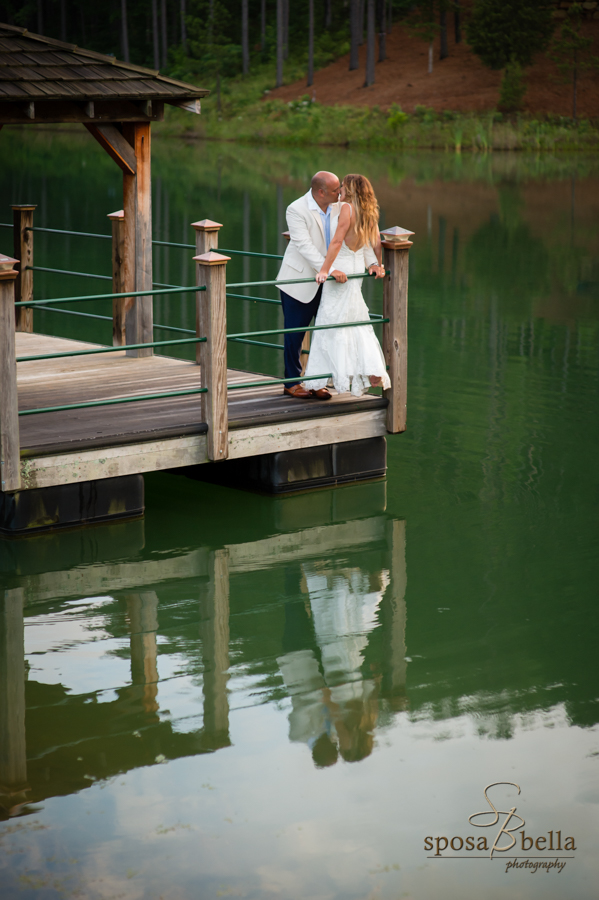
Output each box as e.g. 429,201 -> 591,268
0,129 -> 598,899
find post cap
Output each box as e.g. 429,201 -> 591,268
193,251 -> 231,266
282,231 -> 291,242
107,209 -> 124,219
192,219 -> 224,232
0,254 -> 19,279
11,204 -> 37,211
380,226 -> 415,242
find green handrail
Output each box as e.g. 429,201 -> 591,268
228,271 -> 382,289
17,335 -> 206,363
229,337 -> 284,350
25,226 -> 111,240
15,284 -> 206,307
227,319 -> 387,341
228,374 -> 332,391
19,385 -> 207,417
27,265 -> 112,281
219,247 -> 283,260
227,292 -> 279,306
35,305 -> 112,322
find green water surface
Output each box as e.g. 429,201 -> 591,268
0,129 -> 598,899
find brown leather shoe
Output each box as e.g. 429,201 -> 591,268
283,384 -> 311,399
310,388 -> 332,400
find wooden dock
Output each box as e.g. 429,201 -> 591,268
16,332 -> 388,491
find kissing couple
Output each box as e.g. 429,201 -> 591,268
277,171 -> 391,400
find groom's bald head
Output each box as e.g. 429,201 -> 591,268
311,171 -> 339,193
311,171 -> 341,211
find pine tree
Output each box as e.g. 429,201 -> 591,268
550,3 -> 597,120
466,0 -> 555,110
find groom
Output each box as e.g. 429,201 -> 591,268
277,171 -> 380,399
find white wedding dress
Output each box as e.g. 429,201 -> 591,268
303,237 -> 391,397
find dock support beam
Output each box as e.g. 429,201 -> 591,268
12,205 -> 35,334
194,250 -> 231,461
0,259 -> 21,492
382,237 -> 411,434
108,209 -> 127,346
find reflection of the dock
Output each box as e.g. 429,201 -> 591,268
0,494 -> 407,815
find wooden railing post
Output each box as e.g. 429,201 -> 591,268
381,228 -> 413,434
12,205 -> 35,334
0,255 -> 21,492
194,250 -> 230,461
107,209 -> 127,346
192,218 -> 223,256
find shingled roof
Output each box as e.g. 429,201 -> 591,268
0,22 -> 209,124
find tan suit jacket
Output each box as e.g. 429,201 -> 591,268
276,190 -> 378,303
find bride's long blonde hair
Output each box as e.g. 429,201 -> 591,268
342,174 -> 379,250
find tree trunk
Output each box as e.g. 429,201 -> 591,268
388,0 -> 392,33
37,0 -> 43,33
308,0 -> 314,86
364,0 -> 375,86
121,0 -> 130,63
454,0 -> 461,44
276,0 -> 284,87
180,0 -> 187,51
242,0 -> 249,75
261,0 -> 266,50
428,39 -> 433,74
60,0 -> 66,41
152,0 -> 160,68
358,0 -> 365,44
283,0 -> 289,61
325,0 -> 332,29
160,0 -> 168,68
377,0 -> 386,62
439,9 -> 447,60
208,0 -> 214,40
350,0 -> 359,70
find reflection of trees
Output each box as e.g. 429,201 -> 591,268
466,187 -> 550,318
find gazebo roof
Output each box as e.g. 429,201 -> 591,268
0,22 -> 209,124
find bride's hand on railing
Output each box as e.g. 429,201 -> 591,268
368,264 -> 385,279
315,270 -> 328,284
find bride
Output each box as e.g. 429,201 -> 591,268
303,174 -> 391,398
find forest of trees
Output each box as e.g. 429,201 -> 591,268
2,1 -> 591,116
1,0 -> 454,83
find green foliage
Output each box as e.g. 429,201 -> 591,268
387,104 -> 409,131
466,0 -> 555,70
498,61 -> 526,112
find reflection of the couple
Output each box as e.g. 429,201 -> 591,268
0,491 -> 407,817
277,519 -> 406,766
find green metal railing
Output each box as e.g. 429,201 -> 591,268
228,374 -> 332,391
16,335 -> 207,363
14,284 -> 206,307
19,385 -> 208,417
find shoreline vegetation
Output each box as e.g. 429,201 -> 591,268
159,101 -> 599,151
156,70 -> 599,152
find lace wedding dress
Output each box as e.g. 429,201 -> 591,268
303,240 -> 391,397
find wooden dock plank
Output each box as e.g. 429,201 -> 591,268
15,333 -> 388,466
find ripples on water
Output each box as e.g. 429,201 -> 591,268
0,133 -> 598,898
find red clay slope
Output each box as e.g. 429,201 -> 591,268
266,21 -> 599,117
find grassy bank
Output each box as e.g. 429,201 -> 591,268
156,69 -> 599,152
